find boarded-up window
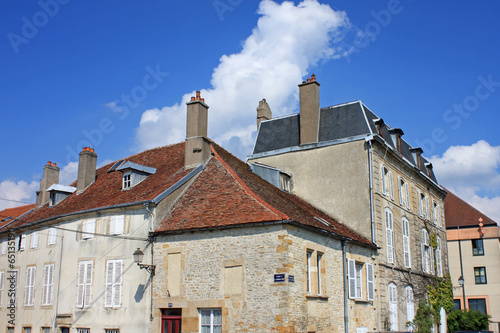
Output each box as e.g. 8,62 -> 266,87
167,253 -> 181,297
224,265 -> 243,295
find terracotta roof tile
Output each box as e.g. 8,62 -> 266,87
156,141 -> 374,248
444,190 -> 498,228
0,204 -> 35,228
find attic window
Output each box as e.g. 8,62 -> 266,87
117,161 -> 156,190
279,172 -> 291,192
46,184 -> 76,206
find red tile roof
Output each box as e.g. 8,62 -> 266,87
444,190 -> 497,228
3,143 -> 191,231
0,204 -> 35,228
156,141 -> 374,248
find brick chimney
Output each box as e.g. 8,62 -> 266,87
256,98 -> 272,130
77,147 -> 97,193
36,161 -> 60,208
185,91 -> 210,169
299,74 -> 320,145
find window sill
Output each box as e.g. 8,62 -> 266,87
305,294 -> 329,301
354,299 -> 372,304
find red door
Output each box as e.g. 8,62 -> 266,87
162,315 -> 182,333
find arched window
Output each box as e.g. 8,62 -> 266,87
388,282 -> 398,331
385,208 -> 394,263
406,286 -> 415,324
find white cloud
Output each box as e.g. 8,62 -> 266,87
0,179 -> 38,211
430,140 -> 500,223
134,0 -> 352,158
59,162 -> 79,186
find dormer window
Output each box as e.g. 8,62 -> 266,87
279,172 -> 291,192
250,163 -> 292,193
46,184 -> 76,206
117,161 -> 156,190
123,172 -> 132,189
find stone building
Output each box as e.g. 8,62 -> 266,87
248,75 -> 449,331
445,190 -> 500,333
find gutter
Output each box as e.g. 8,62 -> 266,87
53,234 -> 64,332
342,240 -> 349,333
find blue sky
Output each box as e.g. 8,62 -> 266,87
1,0 -> 499,222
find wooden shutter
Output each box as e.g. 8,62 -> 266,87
20,234 -> 26,251
0,271 -> 3,306
24,267 -> 31,305
425,196 -> 430,219
389,171 -> 394,199
405,183 -> 410,209
31,231 -> 39,248
380,165 -> 386,194
84,261 -> 93,307
77,262 -> 85,307
406,286 -> 414,322
105,261 -> 114,307
366,263 -> 374,301
398,178 -> 404,205
389,283 -> 398,330
29,267 -> 36,305
42,264 -> 54,305
386,210 -> 393,263
48,228 -> 56,245
115,215 -> 124,234
348,259 -> 356,299
430,247 -> 435,275
403,220 -> 410,268
25,266 -> 35,306
436,238 -> 442,277
113,260 -> 123,307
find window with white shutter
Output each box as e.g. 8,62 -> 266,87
77,260 -> 93,308
1,240 -> 6,255
406,286 -> 415,323
348,259 -> 356,299
388,283 -> 398,331
425,196 -> 430,220
421,229 -> 430,274
24,266 -> 36,306
19,234 -> 26,251
82,219 -> 96,240
433,201 -> 441,227
47,227 -> 57,245
402,218 -> 411,268
105,259 -> 123,308
436,237 -> 442,277
366,263 -> 374,301
42,264 -> 54,306
388,171 -> 394,199
30,231 -> 39,249
306,250 -> 312,294
381,165 -> 394,198
355,263 -> 363,299
199,308 -> 222,333
0,271 -> 4,307
385,208 -> 394,263
418,191 -> 425,217
110,215 -> 125,235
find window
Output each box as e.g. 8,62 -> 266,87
18,234 -> 26,251
50,191 -> 56,206
418,191 -> 429,218
199,308 -> 222,333
402,218 -> 411,268
24,266 -> 36,306
23,327 -> 31,333
398,177 -> 410,209
0,271 -> 4,307
82,219 -> 96,240
472,239 -> 484,256
406,286 -> 414,323
385,208 -> 394,263
355,263 -> 363,299
436,237 -> 442,277
76,329 -> 90,333
105,259 -> 123,308
105,330 -> 119,333
474,267 -> 487,284
433,201 -> 441,226
366,263 -> 374,301
8,328 -> 14,333
388,283 -> 398,331
453,299 -> 461,311
381,165 -> 393,199
279,172 -> 291,192
30,231 -> 39,248
42,264 -> 54,306
41,327 -> 51,333
307,250 -> 312,294
1,240 -> 6,255
306,249 -> 325,296
317,252 -> 323,295
421,229 -> 433,274
123,173 -> 131,189
110,215 -> 125,235
47,227 -> 57,245
77,260 -> 93,308
468,298 -> 487,314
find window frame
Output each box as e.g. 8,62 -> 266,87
199,308 -> 222,333
381,165 -> 394,199
47,227 -> 57,245
433,201 -> 441,226
109,215 -> 125,235
398,177 -> 410,209
385,208 -> 394,264
474,267 -> 487,284
388,283 -> 398,331
406,286 -> 414,323
472,239 -> 484,256
122,172 -> 132,190
77,260 -> 93,308
24,266 -> 36,306
402,217 -> 411,268
82,219 -> 96,240
30,231 -> 39,249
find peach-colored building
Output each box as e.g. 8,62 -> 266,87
445,190 -> 500,333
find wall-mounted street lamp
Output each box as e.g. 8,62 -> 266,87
133,248 -> 155,275
458,275 -> 466,309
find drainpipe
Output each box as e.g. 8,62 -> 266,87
457,226 -> 466,309
53,234 -> 64,332
342,240 -> 349,333
368,140 -> 376,245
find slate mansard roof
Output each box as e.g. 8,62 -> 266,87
0,140 -> 374,248
253,100 -> 438,183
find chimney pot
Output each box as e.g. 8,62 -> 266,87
311,74 -> 316,81
191,97 -> 195,102
201,98 -> 205,102
48,161 -> 51,165
196,91 -> 201,100
90,148 -> 94,153
53,162 -> 57,167
307,77 -> 311,83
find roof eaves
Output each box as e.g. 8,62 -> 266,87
0,206 -> 35,231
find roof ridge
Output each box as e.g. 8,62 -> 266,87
210,144 -> 289,220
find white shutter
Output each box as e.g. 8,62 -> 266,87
386,210 -> 393,263
389,283 -> 398,330
113,260 -> 123,307
398,178 -> 404,206
47,264 -> 54,305
84,261 -> 93,307
405,183 -> 410,209
1,241 -> 6,255
42,264 -> 54,306
425,196 -> 430,219
42,265 -> 49,305
367,263 -> 374,301
82,220 -> 96,239
406,286 -> 415,322
436,238 -> 442,277
348,259 -> 356,299
389,171 -> 394,199
29,267 -> 36,305
77,262 -> 85,307
430,247 -> 435,275
115,215 -> 124,234
25,266 -> 35,306
105,261 -> 114,307
31,231 -> 39,248
24,267 -> 31,305
0,271 -> 3,306
47,227 -> 57,245
403,219 -> 411,268
20,234 -> 26,251
381,165 -> 386,194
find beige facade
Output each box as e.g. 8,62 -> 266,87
153,224 -> 376,333
0,206 -> 153,333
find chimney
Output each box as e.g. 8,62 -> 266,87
185,91 -> 210,169
256,99 -> 272,130
77,147 -> 97,193
410,147 -> 423,170
388,128 -> 404,153
36,161 -> 60,208
299,74 -> 320,145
